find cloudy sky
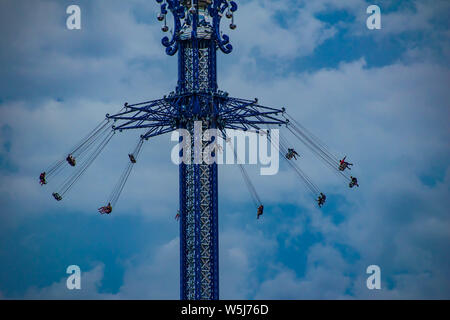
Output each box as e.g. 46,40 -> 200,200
0,0 -> 449,299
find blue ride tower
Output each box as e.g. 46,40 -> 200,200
107,0 -> 287,300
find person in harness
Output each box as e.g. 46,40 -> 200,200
66,154 -> 76,167
286,148 -> 300,160
52,192 -> 62,201
39,172 -> 47,185
175,210 -> 180,221
339,156 -> 353,171
128,154 -> 137,164
349,176 -> 359,188
317,193 -> 326,207
257,205 -> 264,219
98,203 -> 113,215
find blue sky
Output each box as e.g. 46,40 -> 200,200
0,0 -> 449,299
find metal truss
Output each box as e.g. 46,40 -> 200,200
106,0 -> 287,300
107,94 -> 287,139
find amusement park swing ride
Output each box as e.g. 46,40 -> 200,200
39,0 -> 359,300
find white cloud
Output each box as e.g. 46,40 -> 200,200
220,226 -> 278,299
114,237 -> 179,299
255,244 -> 352,299
228,0 -> 341,60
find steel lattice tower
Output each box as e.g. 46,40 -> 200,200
107,0 -> 287,300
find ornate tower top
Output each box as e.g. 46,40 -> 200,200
181,0 -> 212,9
156,0 -> 238,55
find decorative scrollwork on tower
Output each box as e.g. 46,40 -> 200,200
209,0 -> 237,54
155,0 -> 238,55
